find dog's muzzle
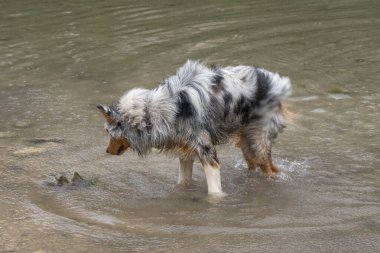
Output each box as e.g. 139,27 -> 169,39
106,145 -> 127,156
106,138 -> 129,156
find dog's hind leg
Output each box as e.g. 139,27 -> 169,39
239,124 -> 280,177
177,158 -> 193,185
237,134 -> 259,170
255,147 -> 279,177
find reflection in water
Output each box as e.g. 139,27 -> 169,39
1,0 -> 379,252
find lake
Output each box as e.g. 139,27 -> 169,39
1,0 -> 379,252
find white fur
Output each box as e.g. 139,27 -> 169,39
203,163 -> 223,194
178,158 -> 193,184
267,73 -> 292,101
119,88 -> 150,128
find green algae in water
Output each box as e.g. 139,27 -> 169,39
327,87 -> 350,94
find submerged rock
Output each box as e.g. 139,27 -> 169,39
48,172 -> 95,187
72,171 -> 84,182
74,172 -> 95,186
13,147 -> 47,157
71,171 -> 95,186
55,175 -> 69,186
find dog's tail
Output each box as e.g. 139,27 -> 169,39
255,68 -> 292,108
254,68 -> 294,131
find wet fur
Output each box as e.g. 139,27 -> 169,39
98,60 -> 292,193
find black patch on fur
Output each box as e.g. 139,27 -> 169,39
203,145 -> 210,154
255,68 -> 270,104
211,73 -> 224,93
176,90 -> 195,118
234,96 -> 252,124
200,144 -> 219,165
223,92 -> 232,106
211,73 -> 223,85
250,113 -> 261,121
223,92 -> 232,119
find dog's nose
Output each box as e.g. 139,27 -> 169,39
106,148 -> 109,153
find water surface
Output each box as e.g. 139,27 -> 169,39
1,0 -> 379,252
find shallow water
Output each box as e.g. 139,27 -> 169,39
1,0 -> 380,252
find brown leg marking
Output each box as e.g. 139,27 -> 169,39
237,135 -> 257,170
243,149 -> 259,170
237,135 -> 279,177
258,160 -> 279,177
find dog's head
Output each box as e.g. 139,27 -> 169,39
97,104 -> 129,156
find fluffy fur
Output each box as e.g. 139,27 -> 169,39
97,60 -> 292,195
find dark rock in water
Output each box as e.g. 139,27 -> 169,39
71,172 -> 96,186
29,137 -> 65,144
55,175 -> 69,186
72,172 -> 84,182
49,172 -> 95,187
71,172 -> 95,186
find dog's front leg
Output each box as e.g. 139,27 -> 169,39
177,158 -> 193,185
203,162 -> 225,196
196,142 -> 225,196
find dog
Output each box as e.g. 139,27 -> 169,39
97,60 -> 292,195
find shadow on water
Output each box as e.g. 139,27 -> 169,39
1,0 -> 380,252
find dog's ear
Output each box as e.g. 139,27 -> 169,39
97,104 -> 114,123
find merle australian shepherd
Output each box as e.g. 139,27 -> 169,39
97,60 -> 292,196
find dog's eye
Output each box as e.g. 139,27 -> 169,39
117,122 -> 122,127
